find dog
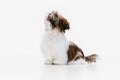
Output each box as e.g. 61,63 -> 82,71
41,11 -> 98,65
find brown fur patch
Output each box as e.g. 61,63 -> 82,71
67,42 -> 85,62
57,18 -> 69,33
59,19 -> 69,29
85,54 -> 98,63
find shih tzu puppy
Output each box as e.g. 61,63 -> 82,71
41,11 -> 98,65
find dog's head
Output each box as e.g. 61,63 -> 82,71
45,11 -> 70,32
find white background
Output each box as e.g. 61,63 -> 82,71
0,0 -> 120,80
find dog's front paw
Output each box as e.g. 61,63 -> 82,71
45,57 -> 54,65
52,60 -> 67,65
45,59 -> 52,65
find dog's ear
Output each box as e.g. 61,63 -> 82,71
59,18 -> 70,30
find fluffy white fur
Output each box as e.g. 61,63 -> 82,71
41,19 -> 69,65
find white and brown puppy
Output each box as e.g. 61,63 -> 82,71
41,11 -> 98,65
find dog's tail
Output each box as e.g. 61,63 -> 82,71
77,47 -> 98,63
85,54 -> 98,63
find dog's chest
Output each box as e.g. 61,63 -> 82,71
42,30 -> 69,52
46,31 -> 67,45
